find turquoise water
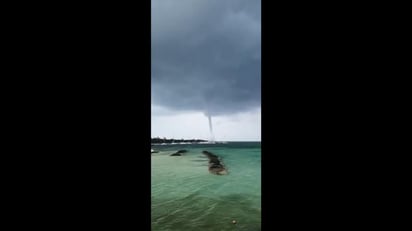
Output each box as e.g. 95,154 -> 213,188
151,142 -> 261,231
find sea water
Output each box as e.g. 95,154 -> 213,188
151,142 -> 261,231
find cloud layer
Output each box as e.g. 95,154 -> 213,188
152,0 -> 261,116
151,107 -> 261,141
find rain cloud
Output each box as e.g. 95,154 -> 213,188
152,0 -> 261,116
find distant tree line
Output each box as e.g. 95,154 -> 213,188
151,137 -> 207,144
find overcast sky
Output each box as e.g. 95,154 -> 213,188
151,0 -> 261,141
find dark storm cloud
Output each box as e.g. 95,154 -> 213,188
152,0 -> 261,116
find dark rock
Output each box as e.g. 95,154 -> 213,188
170,153 -> 182,156
170,149 -> 188,156
202,150 -> 228,175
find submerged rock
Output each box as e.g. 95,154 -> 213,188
170,149 -> 188,156
202,150 -> 228,175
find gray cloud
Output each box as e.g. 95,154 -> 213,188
152,0 -> 261,116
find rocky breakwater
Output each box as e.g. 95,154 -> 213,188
201,151 -> 228,175
170,150 -> 188,156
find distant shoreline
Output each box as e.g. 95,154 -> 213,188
151,138 -> 260,145
151,138 -> 208,144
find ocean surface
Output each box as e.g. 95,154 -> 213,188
151,142 -> 261,231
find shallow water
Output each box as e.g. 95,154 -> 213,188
151,142 -> 261,231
